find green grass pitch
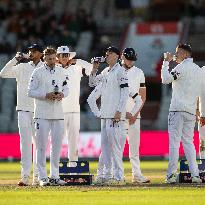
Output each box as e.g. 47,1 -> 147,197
0,160 -> 205,205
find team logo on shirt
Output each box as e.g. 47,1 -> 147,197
170,71 -> 180,80
36,123 -> 39,130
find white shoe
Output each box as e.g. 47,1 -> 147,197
106,178 -> 126,186
39,178 -> 50,186
92,177 -> 109,185
32,175 -> 39,186
18,175 -> 30,186
192,176 -> 202,183
132,175 -> 150,184
49,178 -> 66,186
166,173 -> 177,184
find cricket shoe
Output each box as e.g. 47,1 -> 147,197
32,175 -> 39,186
18,175 -> 30,186
165,173 -> 177,184
132,175 -> 150,184
92,177 -> 109,186
106,178 -> 126,186
49,178 -> 66,186
39,178 -> 50,186
192,176 -> 202,183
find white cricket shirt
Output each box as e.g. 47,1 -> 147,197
0,57 -> 44,112
28,64 -> 69,119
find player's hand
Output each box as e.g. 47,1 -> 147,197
164,52 -> 173,62
129,116 -> 137,125
91,62 -> 100,74
196,109 -> 200,122
68,59 -> 77,65
46,92 -> 56,101
15,52 -> 25,62
126,112 -> 133,120
113,111 -> 121,122
55,92 -> 64,101
200,117 -> 205,127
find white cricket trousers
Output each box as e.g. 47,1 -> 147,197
18,111 -> 37,178
127,119 -> 142,177
35,119 -> 64,179
64,113 -> 80,166
97,119 -> 127,180
198,125 -> 205,159
167,112 -> 199,177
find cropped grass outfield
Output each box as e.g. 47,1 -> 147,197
0,161 -> 205,205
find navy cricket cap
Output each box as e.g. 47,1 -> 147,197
106,46 -> 120,56
123,47 -> 137,61
28,44 -> 43,53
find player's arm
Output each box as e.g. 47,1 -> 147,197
75,59 -> 93,76
88,62 -> 103,87
134,72 -> 146,116
130,94 -> 143,116
87,84 -> 102,117
161,61 -> 183,84
0,57 -> 20,78
28,70 -> 48,100
199,80 -> 205,126
115,69 -> 129,121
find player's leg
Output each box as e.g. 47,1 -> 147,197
128,119 -> 141,177
67,113 -> 80,167
166,112 -> 183,183
49,120 -> 65,185
106,120 -> 126,184
199,125 -> 205,159
30,112 -> 38,185
17,111 -> 33,186
94,119 -> 112,184
182,112 -> 201,183
128,119 -> 150,183
35,119 -> 50,185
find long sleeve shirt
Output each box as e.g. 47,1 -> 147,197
0,57 -> 44,112
87,83 -> 142,118
28,64 -> 69,119
58,59 -> 92,113
161,58 -> 201,115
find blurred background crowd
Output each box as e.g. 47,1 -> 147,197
0,0 -> 205,132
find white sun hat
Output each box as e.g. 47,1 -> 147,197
57,46 -> 76,59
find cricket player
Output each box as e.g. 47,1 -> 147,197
87,83 -> 143,183
121,48 -> 150,183
89,46 -> 129,185
28,47 -> 68,186
0,44 -> 43,186
56,46 -> 92,167
161,44 -> 202,183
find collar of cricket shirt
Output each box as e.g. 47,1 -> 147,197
182,58 -> 193,64
108,63 -> 120,72
28,60 -> 43,68
44,63 -> 56,74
